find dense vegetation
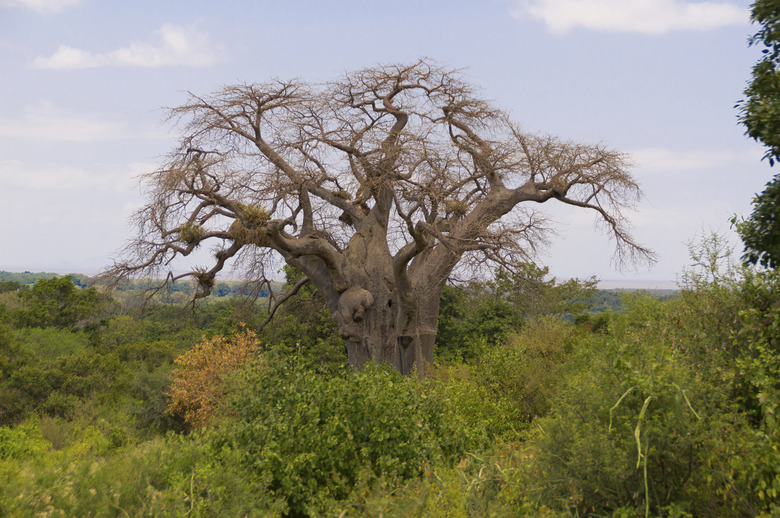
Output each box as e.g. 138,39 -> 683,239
1,237 -> 778,516
736,0 -> 780,269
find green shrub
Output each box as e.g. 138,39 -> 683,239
114,339 -> 178,369
0,422 -> 50,460
129,365 -> 186,434
212,359 -> 471,516
471,316 -> 577,423
514,296 -> 733,516
434,370 -> 525,447
0,433 -> 269,517
1,342 -> 128,424
14,326 -> 89,359
0,281 -> 22,294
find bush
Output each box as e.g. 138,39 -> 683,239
0,432 -> 269,517
471,316 -> 577,423
212,359 -> 471,517
0,341 -> 127,425
0,422 -> 50,460
130,365 -> 186,434
167,329 -> 262,429
13,276 -> 102,329
433,368 -> 525,447
514,295 -> 743,516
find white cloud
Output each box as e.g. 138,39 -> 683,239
32,23 -> 224,69
0,102 -> 126,141
0,0 -> 81,13
512,0 -> 747,34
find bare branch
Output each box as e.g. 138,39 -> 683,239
108,59 -> 654,374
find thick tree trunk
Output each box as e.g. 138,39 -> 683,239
319,211 -> 448,376
396,331 -> 436,377
334,278 -> 442,376
342,311 -> 438,376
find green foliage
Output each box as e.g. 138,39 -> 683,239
258,265 -> 346,372
0,328 -> 129,425
735,0 -> 780,268
0,270 -> 60,284
128,365 -> 186,434
14,326 -> 90,359
2,236 -> 780,515
13,276 -> 102,329
433,364 -> 526,446
738,0 -> 780,164
435,283 -> 522,360
0,422 -> 50,460
573,312 -> 610,333
0,281 -> 22,294
0,431 -> 270,517
468,316 -> 577,426
515,299 -> 715,515
212,359 -> 471,516
434,284 -> 468,357
436,266 -> 597,360
734,176 -> 780,268
491,265 -> 597,319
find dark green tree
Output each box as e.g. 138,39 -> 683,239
736,0 -> 780,267
490,265 -> 597,320
14,276 -> 101,329
0,281 -> 23,294
435,265 -> 596,359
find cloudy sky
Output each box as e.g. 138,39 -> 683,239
0,0 -> 768,286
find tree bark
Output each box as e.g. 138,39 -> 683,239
111,60 -> 654,377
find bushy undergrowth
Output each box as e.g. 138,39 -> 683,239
524,308 -> 717,515
3,254 -> 780,516
211,359 -> 475,517
167,328 -> 262,430
0,429 -> 270,517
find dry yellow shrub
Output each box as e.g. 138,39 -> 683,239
167,329 -> 262,429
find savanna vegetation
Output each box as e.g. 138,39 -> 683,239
5,7 -> 780,514
1,233 -> 779,517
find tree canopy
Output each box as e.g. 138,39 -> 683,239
736,0 -> 780,268
110,60 -> 652,374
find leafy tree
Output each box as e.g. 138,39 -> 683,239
490,264 -> 597,319
736,1 -> 780,268
167,329 -> 261,429
734,177 -> 780,268
13,276 -> 101,329
213,360 -> 470,516
435,266 -> 597,359
738,0 -> 780,164
0,281 -> 22,294
110,60 -> 652,374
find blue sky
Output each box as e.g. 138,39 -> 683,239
0,0 -> 767,286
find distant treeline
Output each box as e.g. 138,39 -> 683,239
0,270 -> 676,307
589,288 -> 678,314
0,271 -> 90,288
0,271 -> 280,298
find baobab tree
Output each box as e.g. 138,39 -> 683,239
110,60 -> 653,375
